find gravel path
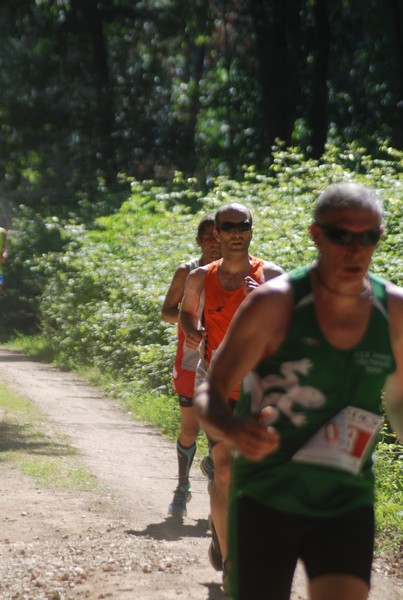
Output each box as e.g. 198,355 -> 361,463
0,348 -> 401,599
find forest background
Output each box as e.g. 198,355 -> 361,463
0,0 -> 402,567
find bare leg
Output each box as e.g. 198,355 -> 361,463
178,405 -> 200,447
210,441 -> 232,561
310,574 -> 369,600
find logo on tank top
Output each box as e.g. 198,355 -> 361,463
244,358 -> 325,428
354,350 -> 393,375
301,336 -> 321,347
207,305 -> 224,314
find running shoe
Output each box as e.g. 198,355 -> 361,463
207,514 -> 223,571
168,485 -> 192,517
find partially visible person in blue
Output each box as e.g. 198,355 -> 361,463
194,182 -> 403,600
0,227 -> 8,293
161,214 -> 221,517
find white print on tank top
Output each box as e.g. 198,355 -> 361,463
292,406 -> 382,474
243,359 -> 381,474
244,358 -> 325,427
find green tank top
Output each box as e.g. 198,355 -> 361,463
231,265 -> 396,517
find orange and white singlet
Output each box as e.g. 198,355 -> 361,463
172,258 -> 201,398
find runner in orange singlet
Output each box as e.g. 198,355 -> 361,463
200,256 -> 266,400
180,203 -> 283,592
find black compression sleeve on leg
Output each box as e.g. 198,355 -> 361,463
177,440 -> 196,487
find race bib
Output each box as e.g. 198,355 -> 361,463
292,406 -> 382,475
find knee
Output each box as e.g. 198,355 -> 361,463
181,421 -> 199,440
212,455 -> 231,488
214,468 -> 231,489
179,405 -> 200,440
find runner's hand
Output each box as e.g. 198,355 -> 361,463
243,276 -> 260,296
227,416 -> 280,462
185,328 -> 206,349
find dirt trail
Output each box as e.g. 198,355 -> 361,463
0,348 -> 401,600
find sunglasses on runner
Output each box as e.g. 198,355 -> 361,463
317,224 -> 382,247
218,220 -> 252,233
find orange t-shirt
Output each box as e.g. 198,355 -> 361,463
202,256 -> 265,399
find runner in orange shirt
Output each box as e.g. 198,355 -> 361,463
180,203 -> 283,591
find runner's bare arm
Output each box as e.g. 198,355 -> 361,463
242,260 -> 283,295
194,275 -> 292,460
179,267 -> 206,349
161,264 -> 190,323
383,284 -> 403,441
263,261 -> 284,281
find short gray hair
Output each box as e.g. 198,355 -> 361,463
314,183 -> 383,222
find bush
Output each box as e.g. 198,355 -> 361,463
374,427 -> 403,552
5,144 -> 403,551
38,144 -> 403,384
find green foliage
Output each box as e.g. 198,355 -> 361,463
0,206 -> 67,336
0,184 -> 130,338
374,427 -> 403,553
0,1 -> 402,192
37,145 -> 403,385
39,181 -> 205,384
5,333 -> 56,363
3,145 -> 403,551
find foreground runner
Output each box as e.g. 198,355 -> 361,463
195,183 -> 403,600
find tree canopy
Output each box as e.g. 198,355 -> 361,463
0,0 -> 402,204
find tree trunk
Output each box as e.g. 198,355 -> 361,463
309,0 -> 330,158
178,0 -> 209,173
251,0 -> 296,153
71,0 -> 117,185
388,0 -> 403,149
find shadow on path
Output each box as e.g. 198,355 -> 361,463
0,421 -> 73,456
0,351 -> 35,362
126,515 -> 209,542
202,581 -> 225,599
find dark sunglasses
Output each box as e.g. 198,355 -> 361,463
218,220 -> 252,233
317,224 -> 382,247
